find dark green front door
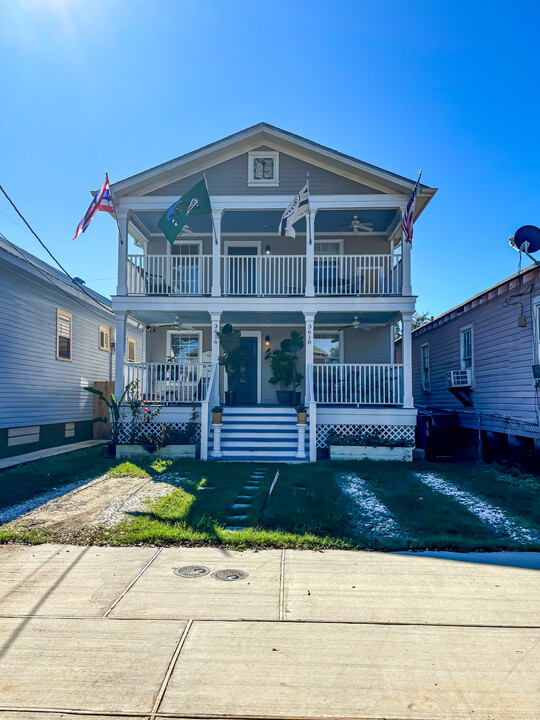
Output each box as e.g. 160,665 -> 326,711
236,337 -> 258,404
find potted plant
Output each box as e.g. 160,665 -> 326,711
265,330 -> 304,406
217,323 -> 241,405
84,381 -> 133,457
212,405 -> 223,424
295,404 -> 307,424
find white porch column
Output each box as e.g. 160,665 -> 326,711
303,312 -> 315,385
401,311 -> 414,409
305,210 -> 316,297
114,311 -> 127,398
116,211 -> 129,296
401,213 -> 412,296
211,210 -> 222,297
210,311 -> 221,403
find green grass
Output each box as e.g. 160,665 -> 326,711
1,451 -> 539,551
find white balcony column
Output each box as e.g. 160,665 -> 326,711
401,311 -> 414,408
305,210 -> 317,297
211,210 -> 223,297
401,213 -> 412,296
114,311 -> 127,398
303,311 -> 315,395
116,211 -> 129,296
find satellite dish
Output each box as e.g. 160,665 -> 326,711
509,225 -> 540,264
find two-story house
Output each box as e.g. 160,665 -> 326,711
110,124 -> 435,461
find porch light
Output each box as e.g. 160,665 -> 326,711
265,334 -> 270,347
265,243 -> 271,254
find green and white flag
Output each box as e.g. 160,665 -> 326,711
158,178 -> 212,244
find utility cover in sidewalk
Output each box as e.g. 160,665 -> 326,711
174,565 -> 210,578
212,569 -> 248,582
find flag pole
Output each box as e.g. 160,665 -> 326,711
203,173 -> 218,246
106,172 -> 124,245
306,172 -> 312,245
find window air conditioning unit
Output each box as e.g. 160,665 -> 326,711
532,364 -> 540,382
447,369 -> 472,388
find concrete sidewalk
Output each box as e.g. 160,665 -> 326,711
0,545 -> 538,719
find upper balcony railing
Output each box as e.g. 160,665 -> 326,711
126,253 -> 402,297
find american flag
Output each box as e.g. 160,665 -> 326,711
73,174 -> 115,240
401,171 -> 422,245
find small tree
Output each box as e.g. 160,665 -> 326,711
265,330 -> 304,393
217,323 -> 242,393
83,382 -> 133,447
394,311 -> 433,340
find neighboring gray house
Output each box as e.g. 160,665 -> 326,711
0,236 -> 143,459
400,263 -> 540,448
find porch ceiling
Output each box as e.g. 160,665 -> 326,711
131,207 -> 398,238
130,310 -> 399,327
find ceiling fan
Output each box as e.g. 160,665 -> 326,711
338,215 -> 374,233
147,316 -> 196,331
332,316 -> 375,336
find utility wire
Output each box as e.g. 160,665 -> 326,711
0,231 -> 114,322
0,183 -> 113,313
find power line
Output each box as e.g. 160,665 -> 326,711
0,231 -> 114,322
0,183 -> 113,314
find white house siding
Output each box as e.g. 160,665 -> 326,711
410,277 -> 538,424
0,261 -> 115,429
145,149 -> 381,198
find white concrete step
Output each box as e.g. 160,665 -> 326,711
220,422 -> 304,432
223,406 -> 297,415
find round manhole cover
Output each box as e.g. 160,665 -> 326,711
212,569 -> 249,582
174,565 -> 210,578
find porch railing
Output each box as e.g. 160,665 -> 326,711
127,254 -> 212,295
124,362 -> 212,404
200,363 -> 219,461
314,255 -> 402,295
313,363 -> 404,405
222,255 -> 306,295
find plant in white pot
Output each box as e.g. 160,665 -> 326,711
265,330 -> 304,406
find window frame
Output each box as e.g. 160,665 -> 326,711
420,342 -> 430,392
247,150 -> 279,187
460,324 -> 473,378
533,297 -> 540,363
313,330 -> 343,364
167,329 -> 203,364
126,338 -> 136,363
98,326 -> 110,352
56,309 -> 72,362
314,239 -> 344,255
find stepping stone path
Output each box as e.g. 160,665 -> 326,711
224,467 -> 266,531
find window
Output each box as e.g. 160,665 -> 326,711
421,343 -> 430,392
171,242 -> 202,256
65,422 -> 75,438
168,330 -> 202,363
460,325 -> 473,371
57,310 -> 72,361
99,326 -> 110,351
313,332 -> 340,364
315,241 -> 342,255
248,151 -> 279,186
127,338 -> 136,363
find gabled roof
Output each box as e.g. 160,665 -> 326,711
111,123 -> 436,215
0,234 -> 112,310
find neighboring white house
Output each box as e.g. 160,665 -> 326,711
0,235 -> 143,459
110,123 -> 436,460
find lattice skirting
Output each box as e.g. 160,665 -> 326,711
316,424 -> 415,449
118,421 -> 201,445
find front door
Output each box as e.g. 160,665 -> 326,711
235,337 -> 258,404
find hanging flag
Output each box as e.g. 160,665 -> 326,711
158,178 -> 212,245
73,175 -> 115,240
401,171 -> 422,245
278,183 -> 309,238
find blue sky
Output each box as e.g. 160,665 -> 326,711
1,0 -> 539,316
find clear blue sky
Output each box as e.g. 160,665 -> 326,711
1,0 -> 539,316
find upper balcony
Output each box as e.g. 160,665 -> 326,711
126,252 -> 403,297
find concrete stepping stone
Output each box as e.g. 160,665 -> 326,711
224,526 -> 246,531
227,515 -> 248,522
232,503 -> 251,509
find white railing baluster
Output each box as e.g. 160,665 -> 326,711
311,364 -> 404,405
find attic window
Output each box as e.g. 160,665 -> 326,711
248,151 -> 279,187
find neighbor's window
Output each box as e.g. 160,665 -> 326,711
127,338 -> 136,363
421,343 -> 430,391
169,331 -> 202,363
99,326 -> 110,351
57,310 -> 72,361
460,326 -> 473,370
314,332 -> 340,364
248,151 -> 279,186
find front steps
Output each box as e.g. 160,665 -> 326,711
209,406 -> 309,462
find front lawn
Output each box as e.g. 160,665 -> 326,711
1,452 -> 539,551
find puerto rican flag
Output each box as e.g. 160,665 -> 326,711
73,175 -> 115,240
